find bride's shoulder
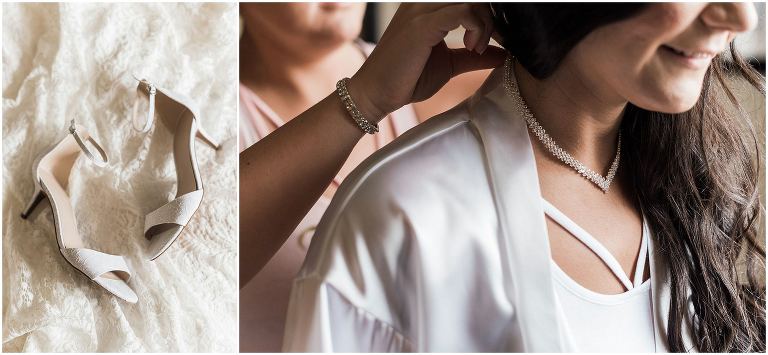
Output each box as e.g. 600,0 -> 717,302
327,72 -> 518,215
306,101 -> 505,245
300,99 -> 502,279
345,101 -> 486,196
299,95 -> 511,275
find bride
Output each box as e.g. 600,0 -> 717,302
282,3 -> 765,352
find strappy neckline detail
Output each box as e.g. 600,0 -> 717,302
542,198 -> 649,292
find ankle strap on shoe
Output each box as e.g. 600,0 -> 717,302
69,120 -> 108,167
132,77 -> 156,133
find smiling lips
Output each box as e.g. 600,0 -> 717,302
661,44 -> 719,69
664,45 -> 718,59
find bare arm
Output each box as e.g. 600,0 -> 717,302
239,4 -> 506,286
239,84 -> 374,285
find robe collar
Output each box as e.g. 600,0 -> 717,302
466,66 -> 695,352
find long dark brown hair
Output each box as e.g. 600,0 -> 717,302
491,3 -> 766,352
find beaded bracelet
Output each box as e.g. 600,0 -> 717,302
336,77 -> 379,135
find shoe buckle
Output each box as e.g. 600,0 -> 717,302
137,78 -> 156,95
145,82 -> 157,95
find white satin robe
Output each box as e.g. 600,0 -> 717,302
282,67 -> 698,352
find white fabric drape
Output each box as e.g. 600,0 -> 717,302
285,276 -> 412,352
282,67 -> 698,352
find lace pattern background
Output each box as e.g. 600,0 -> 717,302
2,3 -> 238,352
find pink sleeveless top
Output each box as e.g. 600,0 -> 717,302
239,41 -> 420,352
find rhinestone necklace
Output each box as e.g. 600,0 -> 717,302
503,57 -> 621,193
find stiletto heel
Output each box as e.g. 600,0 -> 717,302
132,77 -> 218,260
20,184 -> 45,220
196,125 -> 221,150
20,120 -> 137,303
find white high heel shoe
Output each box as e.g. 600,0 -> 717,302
132,77 -> 220,260
21,120 -> 138,303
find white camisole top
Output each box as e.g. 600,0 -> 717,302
543,199 -> 657,352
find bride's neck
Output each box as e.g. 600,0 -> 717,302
513,61 -> 626,168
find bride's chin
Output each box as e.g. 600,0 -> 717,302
631,79 -> 704,114
634,94 -> 701,114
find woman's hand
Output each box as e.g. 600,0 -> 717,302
240,3 -> 505,285
349,3 -> 506,121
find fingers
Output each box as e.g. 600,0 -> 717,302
449,46 -> 507,77
352,3 -> 506,113
398,2 -> 454,14
428,3 -> 494,52
472,4 -> 495,54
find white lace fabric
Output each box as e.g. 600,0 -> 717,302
2,3 -> 238,352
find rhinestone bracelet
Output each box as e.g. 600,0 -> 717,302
336,77 -> 379,135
